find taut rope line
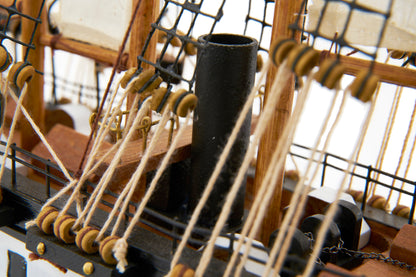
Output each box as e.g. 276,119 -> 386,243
272,89 -> 348,276
303,90 -> 377,277
385,100 -> 416,207
196,61 -> 292,277
96,108 -> 171,241
114,112 -> 192,272
79,96 -> 150,229
168,59 -> 272,273
233,72 -> 318,277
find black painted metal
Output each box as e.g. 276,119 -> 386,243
7,250 -> 26,277
190,33 -> 258,228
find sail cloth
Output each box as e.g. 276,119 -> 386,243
50,0 -> 132,51
308,0 -> 416,52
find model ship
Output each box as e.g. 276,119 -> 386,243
0,0 -> 415,276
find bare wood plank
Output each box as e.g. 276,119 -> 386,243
31,124 -> 112,180
93,126 -> 192,190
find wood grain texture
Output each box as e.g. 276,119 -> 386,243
93,126 -> 192,189
328,53 -> 416,89
390,224 -> 416,267
40,34 -> 129,70
31,124 -> 112,180
19,0 -> 45,150
253,0 -> 303,244
126,0 -> 159,109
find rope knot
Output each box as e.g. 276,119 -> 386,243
114,238 -> 128,273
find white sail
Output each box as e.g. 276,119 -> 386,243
308,0 -> 416,52
51,0 -> 132,51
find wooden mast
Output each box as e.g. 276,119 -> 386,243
19,0 -> 45,150
253,0 -> 303,244
126,0 -> 159,109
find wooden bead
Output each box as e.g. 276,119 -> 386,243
130,69 -> 163,95
349,71 -> 379,102
285,169 -> 299,182
75,226 -> 99,254
256,53 -> 263,72
347,190 -> 364,203
269,38 -> 297,66
169,89 -> 198,117
392,204 -> 411,219
388,50 -> 407,60
314,59 -> 345,89
287,44 -> 319,76
99,235 -> 119,265
151,87 -> 169,112
367,195 -> 389,210
7,62 -> 35,92
36,206 -> 59,235
120,67 -> 138,89
0,45 -> 12,72
170,264 -> 195,277
157,30 -> 182,47
53,215 -> 76,244
184,41 -> 197,56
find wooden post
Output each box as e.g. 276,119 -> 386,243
126,0 -> 159,109
253,0 -> 303,244
19,0 -> 45,150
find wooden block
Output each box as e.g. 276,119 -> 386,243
31,124 -> 112,180
352,259 -> 413,277
93,125 -> 192,188
390,224 -> 416,267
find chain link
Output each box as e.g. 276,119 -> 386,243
321,245 -> 416,272
305,232 -> 416,272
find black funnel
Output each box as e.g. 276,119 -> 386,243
190,33 -> 258,228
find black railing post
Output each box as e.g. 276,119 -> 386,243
408,181 -> 416,224
171,216 -> 178,254
361,165 -> 372,213
11,143 -> 16,190
320,153 -> 328,187
46,159 -> 51,198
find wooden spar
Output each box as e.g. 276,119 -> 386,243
126,0 -> 159,109
19,0 -> 45,150
253,0 -> 303,244
326,53 -> 416,89
39,37 -> 416,90
40,34 -> 129,70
